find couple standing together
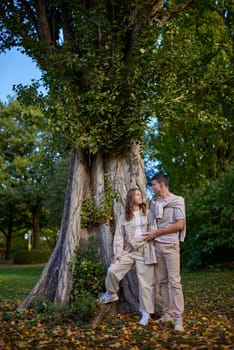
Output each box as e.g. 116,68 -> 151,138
98,173 -> 186,332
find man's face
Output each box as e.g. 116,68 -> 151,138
152,180 -> 162,195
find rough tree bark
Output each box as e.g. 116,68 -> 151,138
19,143 -> 163,313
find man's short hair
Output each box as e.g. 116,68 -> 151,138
152,172 -> 169,186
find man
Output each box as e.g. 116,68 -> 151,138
143,173 -> 186,332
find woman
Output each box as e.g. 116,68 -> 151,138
98,188 -> 156,326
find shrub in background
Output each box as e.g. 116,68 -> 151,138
13,249 -> 50,264
182,164 -> 234,270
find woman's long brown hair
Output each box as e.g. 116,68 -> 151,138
125,188 -> 146,221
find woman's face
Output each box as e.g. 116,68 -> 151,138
133,189 -> 143,205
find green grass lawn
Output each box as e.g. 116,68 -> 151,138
0,266 -> 44,301
0,265 -> 233,305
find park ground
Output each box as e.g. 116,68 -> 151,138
0,266 -> 233,349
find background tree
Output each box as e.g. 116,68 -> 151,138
42,157 -> 71,249
146,0 -> 233,192
0,99 -> 60,257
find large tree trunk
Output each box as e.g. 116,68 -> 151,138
19,144 -> 161,313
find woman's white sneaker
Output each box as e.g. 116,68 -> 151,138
139,311 -> 150,326
97,291 -> 118,304
174,320 -> 184,332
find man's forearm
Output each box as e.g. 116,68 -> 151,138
143,219 -> 184,241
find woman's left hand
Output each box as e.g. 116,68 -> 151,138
112,256 -> 121,264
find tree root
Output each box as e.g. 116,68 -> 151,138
91,302 -> 117,327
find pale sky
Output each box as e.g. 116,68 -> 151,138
0,48 -> 42,103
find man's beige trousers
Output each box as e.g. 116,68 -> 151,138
155,242 -> 184,322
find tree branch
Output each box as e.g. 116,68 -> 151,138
34,0 -> 54,47
124,0 -> 195,64
151,0 -> 196,27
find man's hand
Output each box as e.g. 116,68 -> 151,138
142,231 -> 157,242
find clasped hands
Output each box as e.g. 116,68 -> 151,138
142,230 -> 158,242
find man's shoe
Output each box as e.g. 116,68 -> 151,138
155,312 -> 173,323
97,291 -> 118,304
174,320 -> 184,332
139,311 -> 150,326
